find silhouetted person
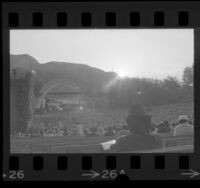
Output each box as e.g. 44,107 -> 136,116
173,115 -> 194,136
110,104 -> 161,152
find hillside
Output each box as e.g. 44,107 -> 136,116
10,54 -> 117,94
10,54 -> 40,70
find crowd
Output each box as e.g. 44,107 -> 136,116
83,124 -> 129,137
150,115 -> 194,136
25,113 -> 193,140
13,103 -> 194,144
22,120 -> 129,138
108,104 -> 194,152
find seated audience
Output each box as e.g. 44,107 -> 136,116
83,128 -> 90,137
63,127 -> 68,136
84,126 -> 99,137
115,125 -> 122,134
117,129 -> 130,138
76,124 -> 85,136
110,104 -> 162,152
120,124 -> 129,130
115,123 -> 129,134
157,120 -> 171,133
149,126 -> 157,133
173,115 -> 194,136
97,126 -> 105,136
71,128 -> 78,136
104,125 -> 116,136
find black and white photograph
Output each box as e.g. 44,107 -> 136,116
10,29 -> 194,153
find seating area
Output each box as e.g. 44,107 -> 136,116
134,145 -> 194,153
161,135 -> 193,148
10,133 -> 194,153
10,135 -> 115,153
51,144 -> 104,153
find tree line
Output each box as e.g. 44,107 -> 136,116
105,65 -> 194,108
32,65 -> 194,108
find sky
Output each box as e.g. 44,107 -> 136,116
10,29 -> 194,81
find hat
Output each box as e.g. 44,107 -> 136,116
178,115 -> 188,121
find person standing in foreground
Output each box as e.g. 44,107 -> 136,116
110,104 -> 162,152
173,115 -> 194,136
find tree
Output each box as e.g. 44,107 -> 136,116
163,76 -> 182,103
182,65 -> 194,102
11,70 -> 33,133
34,79 -> 43,98
183,66 -> 193,86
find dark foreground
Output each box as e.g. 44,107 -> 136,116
10,133 -> 194,153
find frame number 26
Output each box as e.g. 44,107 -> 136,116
9,170 -> 25,179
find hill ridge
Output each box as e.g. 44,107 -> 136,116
10,54 -> 117,94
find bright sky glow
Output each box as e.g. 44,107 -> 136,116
10,29 -> 194,80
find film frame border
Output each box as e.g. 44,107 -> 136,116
2,1 -> 200,181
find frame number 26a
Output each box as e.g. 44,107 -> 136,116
101,169 -> 125,179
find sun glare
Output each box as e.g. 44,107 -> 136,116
117,70 -> 128,78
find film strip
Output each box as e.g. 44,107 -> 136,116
2,1 -> 200,181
